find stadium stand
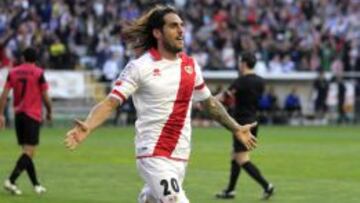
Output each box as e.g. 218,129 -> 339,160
0,0 -> 359,72
0,0 -> 359,125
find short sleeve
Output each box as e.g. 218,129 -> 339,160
39,72 -> 49,91
109,61 -> 139,102
193,60 -> 211,101
4,74 -> 13,89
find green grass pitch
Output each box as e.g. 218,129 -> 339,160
1,126 -> 360,203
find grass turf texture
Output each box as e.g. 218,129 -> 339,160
0,126 -> 360,203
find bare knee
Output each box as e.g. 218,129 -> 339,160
234,152 -> 250,166
22,145 -> 36,158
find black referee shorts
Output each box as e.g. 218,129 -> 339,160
15,113 -> 41,146
232,120 -> 259,152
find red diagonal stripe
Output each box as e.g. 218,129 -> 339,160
153,54 -> 196,157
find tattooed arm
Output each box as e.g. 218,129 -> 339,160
201,95 -> 257,150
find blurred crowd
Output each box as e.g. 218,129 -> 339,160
192,70 -> 355,127
0,0 -> 359,78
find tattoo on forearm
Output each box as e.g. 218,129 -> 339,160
202,96 -> 240,131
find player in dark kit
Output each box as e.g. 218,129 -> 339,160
0,48 -> 52,195
216,52 -> 274,200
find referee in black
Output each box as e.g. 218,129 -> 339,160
216,52 -> 274,200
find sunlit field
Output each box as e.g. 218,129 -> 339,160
1,126 -> 360,203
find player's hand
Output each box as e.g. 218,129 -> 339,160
234,122 -> 257,150
65,119 -> 90,150
215,92 -> 224,102
46,112 -> 52,122
0,115 -> 5,129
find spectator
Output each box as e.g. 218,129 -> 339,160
0,0 -> 357,72
331,56 -> 344,74
334,75 -> 348,124
309,50 -> 321,71
102,51 -> 120,79
268,54 -> 282,73
191,41 -> 208,68
313,70 -> 329,119
281,54 -> 295,73
258,86 -> 279,124
221,40 -> 236,70
49,37 -> 66,69
284,87 -> 302,119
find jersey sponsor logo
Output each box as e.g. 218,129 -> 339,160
184,65 -> 193,74
153,68 -> 161,76
15,70 -> 35,76
136,146 -> 148,154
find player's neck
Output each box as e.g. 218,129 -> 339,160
23,62 -> 35,66
157,46 -> 179,61
242,69 -> 254,75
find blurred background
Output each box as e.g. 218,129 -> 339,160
0,0 -> 359,126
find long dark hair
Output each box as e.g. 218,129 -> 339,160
122,5 -> 178,55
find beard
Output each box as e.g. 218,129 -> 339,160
163,38 -> 183,54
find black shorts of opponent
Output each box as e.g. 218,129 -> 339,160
15,113 -> 41,146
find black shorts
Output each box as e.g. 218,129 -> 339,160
15,113 -> 41,146
232,119 -> 259,152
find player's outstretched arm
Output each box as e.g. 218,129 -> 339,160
201,95 -> 257,150
65,96 -> 121,150
0,87 -> 10,129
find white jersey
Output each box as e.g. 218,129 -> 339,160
109,48 -> 211,161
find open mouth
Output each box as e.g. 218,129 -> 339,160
176,36 -> 183,41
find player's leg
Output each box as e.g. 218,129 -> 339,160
176,162 -> 190,203
215,136 -> 241,199
215,159 -> 239,198
137,157 -> 189,203
4,113 -> 26,195
138,185 -> 157,203
235,151 -> 274,199
236,124 -> 274,199
22,145 -> 40,186
22,115 -> 46,194
138,185 -> 189,203
5,150 -> 27,195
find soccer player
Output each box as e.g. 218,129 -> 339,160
0,47 -> 52,195
215,52 -> 274,200
64,5 -> 257,203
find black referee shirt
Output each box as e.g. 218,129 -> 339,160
229,74 -> 265,123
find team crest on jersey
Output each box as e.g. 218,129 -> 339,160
184,65 -> 193,74
153,68 -> 161,76
114,80 -> 122,86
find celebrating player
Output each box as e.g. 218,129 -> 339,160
65,5 -> 256,203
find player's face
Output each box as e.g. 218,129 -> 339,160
160,13 -> 184,53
